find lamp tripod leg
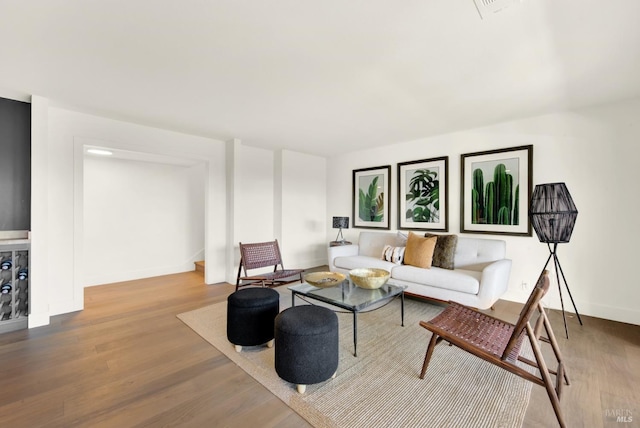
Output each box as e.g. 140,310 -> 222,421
554,255 -> 583,326
540,252 -> 553,274
540,246 -> 582,338
552,253 -> 570,339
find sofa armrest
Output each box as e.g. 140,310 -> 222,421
476,259 -> 512,309
328,244 -> 359,271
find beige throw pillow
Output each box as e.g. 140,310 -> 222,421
404,232 -> 437,269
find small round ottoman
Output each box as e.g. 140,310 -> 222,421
227,287 -> 280,352
275,305 -> 339,394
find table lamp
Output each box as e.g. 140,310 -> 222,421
332,217 -> 349,243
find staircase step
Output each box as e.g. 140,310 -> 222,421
194,260 -> 205,274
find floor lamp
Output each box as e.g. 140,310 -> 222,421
529,182 -> 583,338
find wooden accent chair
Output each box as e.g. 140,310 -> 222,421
235,240 -> 304,291
419,270 -> 569,428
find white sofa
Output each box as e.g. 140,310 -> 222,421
328,231 -> 512,309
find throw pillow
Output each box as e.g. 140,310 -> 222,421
382,245 -> 406,264
403,232 -> 437,269
425,233 -> 458,270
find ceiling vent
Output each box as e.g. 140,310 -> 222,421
473,0 -> 521,19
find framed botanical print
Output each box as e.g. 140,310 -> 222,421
397,156 -> 448,231
461,145 -> 532,236
353,165 -> 391,229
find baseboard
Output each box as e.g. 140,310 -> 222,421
84,262 -> 196,287
27,311 -> 51,328
502,293 -> 640,326
49,299 -> 83,317
575,302 -> 639,326
301,258 -> 327,272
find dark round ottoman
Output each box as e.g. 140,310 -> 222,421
227,287 -> 280,352
275,305 -> 339,394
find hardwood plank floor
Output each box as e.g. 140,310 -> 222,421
0,271 -> 637,427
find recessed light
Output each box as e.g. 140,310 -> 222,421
87,149 -> 113,156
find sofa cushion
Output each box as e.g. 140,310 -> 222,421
357,232 -> 401,258
333,255 -> 397,272
425,233 -> 458,270
453,238 -> 507,269
404,233 -> 437,269
382,245 -> 405,264
396,231 -> 408,246
391,265 -> 481,295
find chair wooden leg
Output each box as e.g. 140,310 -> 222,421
533,311 -> 545,338
542,312 -> 570,386
556,363 -> 565,400
527,324 -> 566,428
420,333 -> 439,379
235,262 -> 243,291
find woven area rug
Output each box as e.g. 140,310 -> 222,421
177,288 -> 533,428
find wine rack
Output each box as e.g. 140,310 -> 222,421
0,241 -> 29,333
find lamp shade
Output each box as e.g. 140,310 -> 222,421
529,183 -> 578,243
332,216 -> 349,229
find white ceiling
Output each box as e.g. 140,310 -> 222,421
1,0 -> 639,157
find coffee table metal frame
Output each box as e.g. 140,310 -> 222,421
289,280 -> 405,357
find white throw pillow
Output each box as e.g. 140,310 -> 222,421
382,245 -> 406,264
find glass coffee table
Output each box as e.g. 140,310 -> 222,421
289,279 -> 405,357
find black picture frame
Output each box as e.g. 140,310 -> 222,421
353,165 -> 391,229
397,156 -> 448,231
460,145 -> 533,236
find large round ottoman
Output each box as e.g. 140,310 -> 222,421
227,287 -> 280,352
275,305 -> 339,394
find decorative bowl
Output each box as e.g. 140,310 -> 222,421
349,268 -> 390,289
304,272 -> 346,288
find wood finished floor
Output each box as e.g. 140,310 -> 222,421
0,271 -> 637,427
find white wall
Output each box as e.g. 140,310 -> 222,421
83,156 -> 205,286
279,150 -> 327,269
29,96 -> 49,328
227,144 -> 276,280
236,145 -> 275,244
34,105 -> 226,320
226,145 -> 327,283
327,97 -> 640,326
